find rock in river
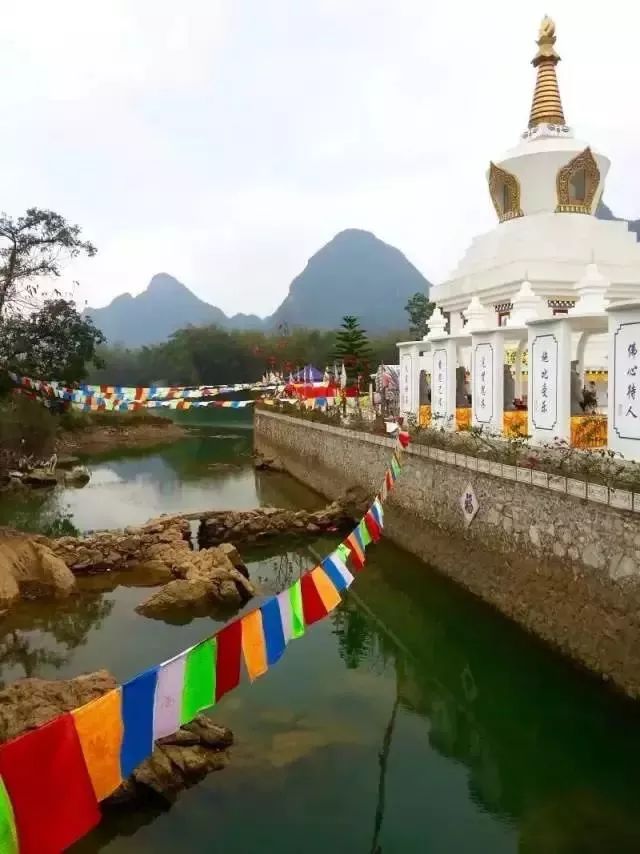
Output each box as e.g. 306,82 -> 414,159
0,530 -> 76,609
0,670 -> 233,805
135,543 -> 254,621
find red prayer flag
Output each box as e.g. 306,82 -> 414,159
215,619 -> 242,701
385,470 -> 394,491
364,510 -> 382,543
301,572 -> 328,625
0,713 -> 100,854
398,431 -> 410,448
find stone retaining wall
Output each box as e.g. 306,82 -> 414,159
255,410 -> 640,698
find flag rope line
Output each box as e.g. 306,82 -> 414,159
0,430 -> 410,854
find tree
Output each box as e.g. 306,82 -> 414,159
404,292 -> 435,339
0,208 -> 96,318
0,298 -> 105,383
332,315 -> 373,385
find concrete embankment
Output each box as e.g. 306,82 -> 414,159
254,410 -> 640,699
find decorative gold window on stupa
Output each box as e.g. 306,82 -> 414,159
556,147 -> 600,214
488,162 -> 523,223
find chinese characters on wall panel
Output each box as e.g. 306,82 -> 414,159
433,348 -> 447,419
473,343 -> 493,423
531,334 -> 558,430
613,321 -> 640,440
400,354 -> 412,414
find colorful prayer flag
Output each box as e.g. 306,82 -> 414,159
321,552 -> 354,592
72,688 -> 124,801
242,610 -> 268,681
398,430 -> 410,448
0,714 -> 101,854
0,777 -> 17,854
277,589 -> 293,644
371,497 -> 384,528
215,619 -> 242,702
261,597 -> 286,666
289,579 -> 306,639
345,532 -> 365,570
391,455 -> 401,477
181,639 -> 217,724
153,650 -> 187,740
300,571 -> 329,625
336,543 -> 351,563
364,510 -> 382,542
358,518 -> 373,548
310,567 -> 342,613
121,667 -> 158,778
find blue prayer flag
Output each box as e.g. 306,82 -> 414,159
120,666 -> 158,778
321,556 -> 349,592
261,597 -> 286,666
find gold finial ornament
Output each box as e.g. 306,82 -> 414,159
528,16 -> 565,128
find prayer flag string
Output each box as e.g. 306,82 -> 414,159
0,431 -> 409,853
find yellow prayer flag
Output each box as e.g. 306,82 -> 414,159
72,688 -> 123,801
241,609 -> 268,682
311,567 -> 342,612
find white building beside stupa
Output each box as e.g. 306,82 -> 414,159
398,16 -> 640,444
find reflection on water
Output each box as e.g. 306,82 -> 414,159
0,424 -> 324,533
0,423 -> 639,852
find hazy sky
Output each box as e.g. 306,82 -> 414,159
2,1 -> 639,316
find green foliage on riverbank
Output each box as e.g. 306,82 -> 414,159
0,395 -> 173,475
0,396 -> 58,458
86,325 -> 403,386
59,408 -> 171,432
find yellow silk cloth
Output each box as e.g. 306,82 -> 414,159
503,410 -> 528,437
571,415 -> 607,449
310,567 -> 342,612
71,689 -> 123,801
418,405 -> 431,427
241,610 -> 268,682
455,408 -> 471,431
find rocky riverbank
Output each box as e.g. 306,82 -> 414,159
56,420 -> 187,455
198,502 -> 350,547
0,502 -> 351,615
0,669 -> 233,804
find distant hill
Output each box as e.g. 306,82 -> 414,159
266,229 -> 430,332
596,201 -> 640,240
85,230 -> 431,346
84,273 -> 262,347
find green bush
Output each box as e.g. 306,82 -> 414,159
0,396 -> 58,456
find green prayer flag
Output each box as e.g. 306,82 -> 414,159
336,543 -> 350,562
358,518 -> 372,547
0,777 -> 18,854
391,456 -> 401,476
289,580 -> 305,639
181,638 -> 217,724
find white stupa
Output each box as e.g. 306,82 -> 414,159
430,16 -> 640,338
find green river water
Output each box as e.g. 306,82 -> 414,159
1,416 -> 640,853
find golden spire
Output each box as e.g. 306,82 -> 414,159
528,16 -> 565,128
